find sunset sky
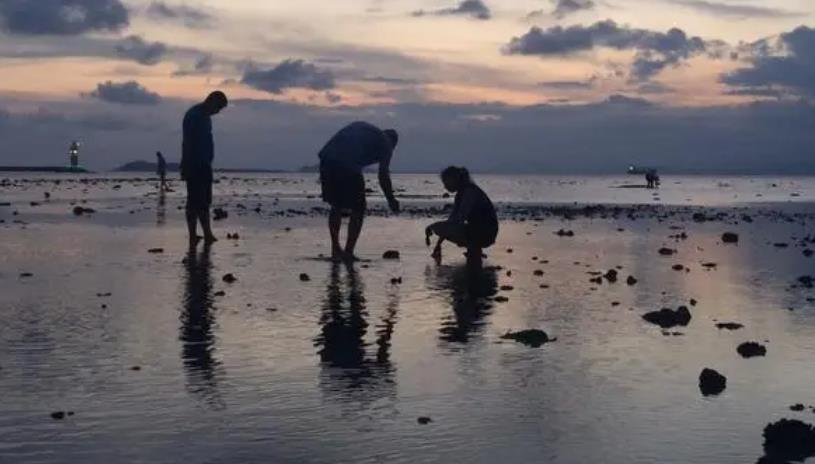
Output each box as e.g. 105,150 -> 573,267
0,0 -> 813,172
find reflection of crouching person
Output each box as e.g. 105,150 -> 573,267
426,166 -> 498,268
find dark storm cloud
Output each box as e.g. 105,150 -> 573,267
505,20 -> 708,81
1,96 -> 814,173
412,0 -> 491,20
114,35 -> 168,65
722,26 -> 815,98
86,81 -> 162,105
241,59 -> 336,94
0,0 -> 129,35
145,1 -> 211,28
666,0 -> 802,19
553,0 -> 595,19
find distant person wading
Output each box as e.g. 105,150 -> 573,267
318,121 -> 400,262
426,166 -> 498,269
181,91 -> 228,247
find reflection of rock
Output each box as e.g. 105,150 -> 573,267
758,419 -> 815,464
699,368 -> 726,396
642,306 -> 692,328
737,341 -> 767,358
501,329 -> 556,348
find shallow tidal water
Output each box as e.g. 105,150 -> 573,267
1,174 -> 815,463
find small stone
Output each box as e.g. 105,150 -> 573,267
604,269 -> 618,283
533,270 -> 544,276
658,248 -> 675,256
50,411 -> 66,420
791,404 -> 806,412
626,276 -> 638,285
672,264 -> 685,271
148,248 -> 164,254
500,285 -> 514,291
382,250 -> 400,260
130,366 -> 141,371
299,273 -> 311,282
213,208 -> 228,221
19,272 -> 33,278
501,329 -> 556,348
699,368 -> 727,396
391,277 -> 403,285
642,306 -> 692,329
715,322 -> 744,330
494,296 -> 509,303
417,417 -> 432,425
737,341 -> 767,358
214,291 -> 226,297
759,419 -> 815,463
721,232 -> 739,244
222,273 -> 237,283
689,298 -> 698,306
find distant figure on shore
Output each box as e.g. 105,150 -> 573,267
645,169 -> 660,189
318,121 -> 400,262
181,91 -> 228,247
426,167 -> 498,269
156,151 -> 168,192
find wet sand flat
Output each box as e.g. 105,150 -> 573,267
2,175 -> 815,463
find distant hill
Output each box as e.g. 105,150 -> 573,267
115,161 -> 180,172
114,160 -> 287,174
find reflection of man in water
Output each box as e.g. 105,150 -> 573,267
318,121 -> 400,262
180,243 -> 223,408
181,91 -> 228,247
156,151 -> 168,192
314,264 -> 396,396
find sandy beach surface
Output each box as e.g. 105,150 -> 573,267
2,174 -> 815,464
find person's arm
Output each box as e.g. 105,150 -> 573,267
378,152 -> 399,212
448,188 -> 476,224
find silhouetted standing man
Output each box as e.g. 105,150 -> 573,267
318,121 -> 400,262
156,151 -> 168,192
181,91 -> 228,247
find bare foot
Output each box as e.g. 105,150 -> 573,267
342,252 -> 360,263
204,235 -> 218,244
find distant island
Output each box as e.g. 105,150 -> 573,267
0,166 -> 89,173
114,160 -> 287,174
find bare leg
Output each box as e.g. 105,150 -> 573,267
344,209 -> 364,260
186,209 -> 199,247
329,207 -> 343,261
199,210 -> 217,243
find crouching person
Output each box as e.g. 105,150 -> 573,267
426,166 -> 498,269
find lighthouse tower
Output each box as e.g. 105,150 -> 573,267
68,141 -> 80,169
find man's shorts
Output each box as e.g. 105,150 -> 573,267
320,161 -> 366,212
185,172 -> 213,212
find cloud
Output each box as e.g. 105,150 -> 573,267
86,81 -> 162,105
539,77 -> 597,90
173,54 -> 214,76
666,0 -> 802,19
412,0 -> 491,20
553,0 -> 595,19
241,59 -> 336,94
145,1 -> 211,28
635,82 -> 675,94
505,20 -> 708,81
722,26 -> 815,98
114,35 -> 168,65
0,0 -> 129,35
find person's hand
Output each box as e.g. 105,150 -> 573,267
388,197 -> 400,214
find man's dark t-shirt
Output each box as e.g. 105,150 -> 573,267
181,103 -> 214,181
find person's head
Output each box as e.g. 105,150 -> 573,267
203,91 -> 228,115
383,129 -> 399,149
156,151 -> 163,158
440,166 -> 471,192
